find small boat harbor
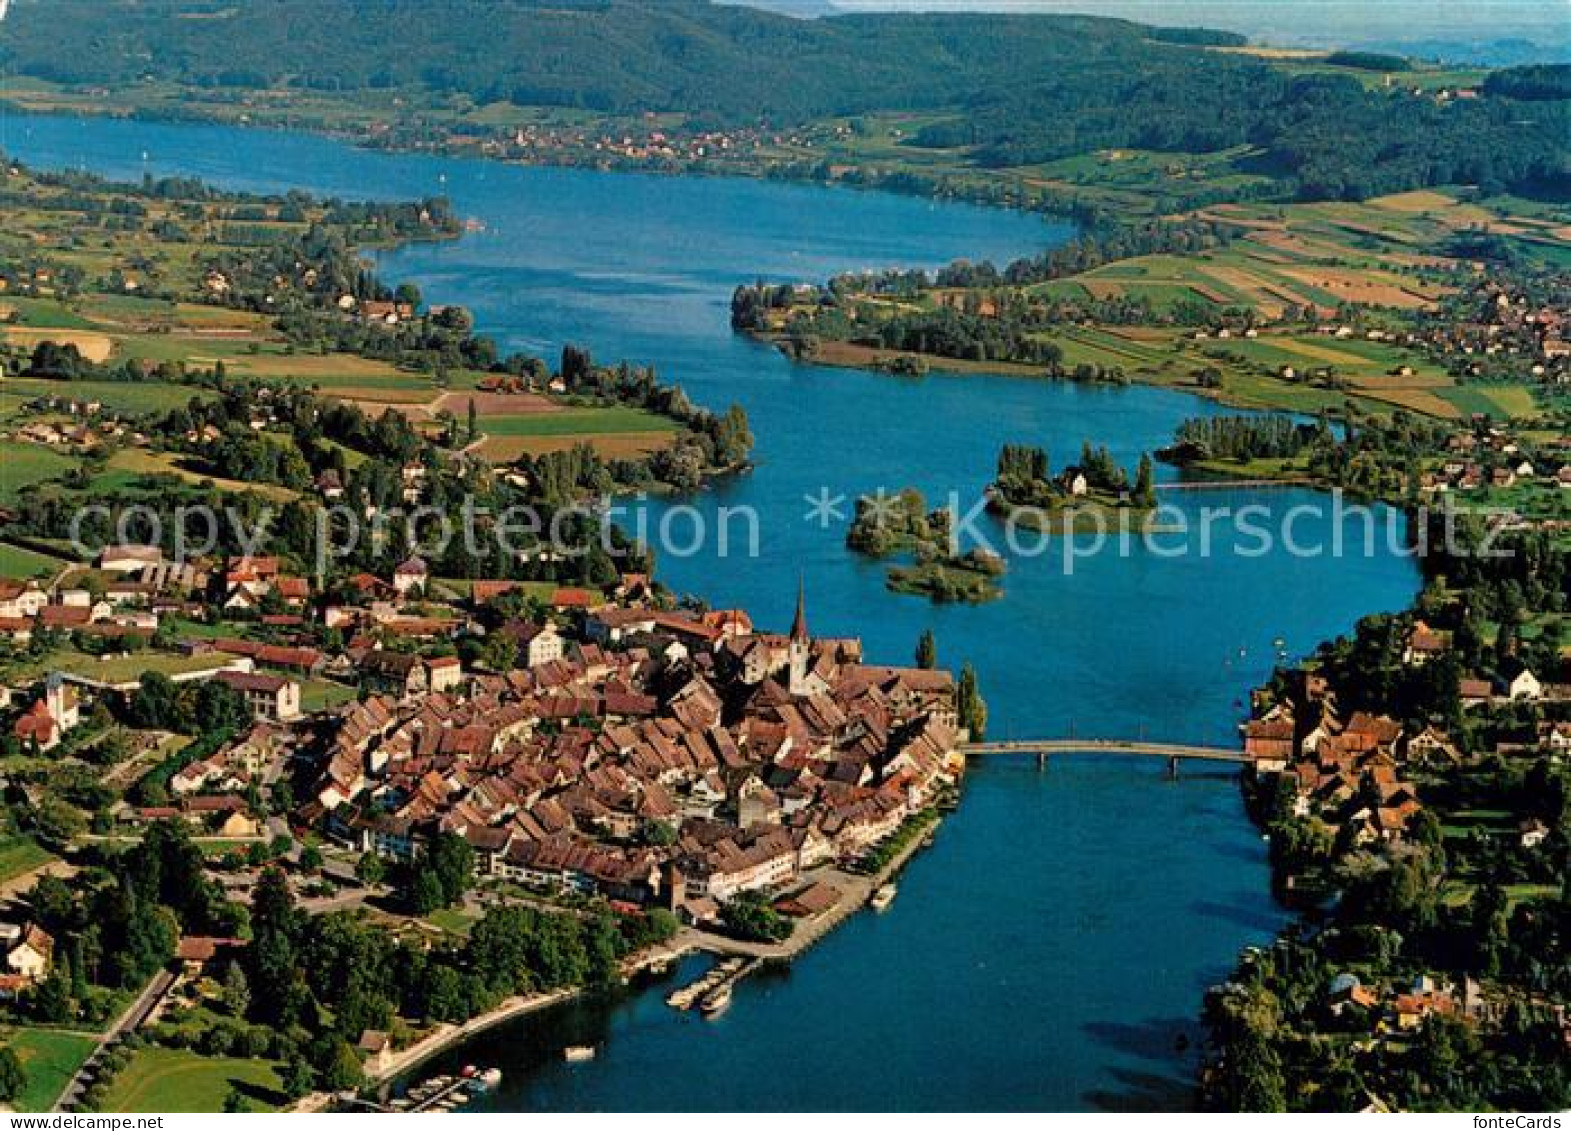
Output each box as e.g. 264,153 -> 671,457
665,955 -> 760,1017
347,1065 -> 503,1113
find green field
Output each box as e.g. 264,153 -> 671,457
1,648 -> 250,688
3,1028 -> 97,1112
0,542 -> 68,579
0,378 -> 212,416
1436,384 -> 1540,419
0,835 -> 55,885
299,679 -> 358,713
482,406 -> 680,438
477,405 -> 682,461
0,444 -> 78,503
101,1048 -> 286,1113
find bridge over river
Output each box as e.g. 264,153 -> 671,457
959,738 -> 1254,775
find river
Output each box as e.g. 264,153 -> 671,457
0,110 -> 1420,1110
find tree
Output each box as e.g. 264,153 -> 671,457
425,833 -> 475,909
1133,453 -> 1156,508
222,961 -> 251,1017
30,796 -> 87,847
281,1057 -> 315,1101
466,396 -> 478,444
719,892 -> 791,943
248,867 -> 301,1026
957,662 -> 988,740
410,869 -> 445,916
320,1038 -> 364,1092
915,629 -> 938,670
355,853 -> 386,887
0,1047 -> 25,1103
129,671 -> 188,732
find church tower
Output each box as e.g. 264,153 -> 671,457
787,577 -> 810,695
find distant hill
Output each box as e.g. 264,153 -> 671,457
2,0 -> 1565,202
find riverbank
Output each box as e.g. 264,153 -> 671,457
290,814 -> 952,1111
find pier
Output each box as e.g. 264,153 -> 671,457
666,957 -> 759,1013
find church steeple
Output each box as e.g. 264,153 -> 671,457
787,577 -> 810,696
790,576 -> 809,643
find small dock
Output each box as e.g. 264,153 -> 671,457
666,956 -> 759,1013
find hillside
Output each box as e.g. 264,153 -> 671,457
1,0 -> 1566,202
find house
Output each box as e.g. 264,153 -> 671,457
1060,469 -> 1089,497
392,556 -> 429,596
98,544 -> 162,574
1327,972 -> 1380,1017
1402,620 -> 1450,666
1506,664 -> 1542,702
427,655 -> 463,693
358,650 -> 428,698
515,622 -> 565,668
1242,716 -> 1296,771
5,924 -> 53,982
0,580 -> 47,620
1459,678 -> 1494,708
1392,977 -> 1456,1030
214,670 -> 302,722
1520,819 -> 1551,849
357,1030 -> 394,1075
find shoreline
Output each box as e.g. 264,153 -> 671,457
0,98 -> 1074,227
310,811 -> 951,1110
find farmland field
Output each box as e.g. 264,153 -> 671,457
476,406 -> 681,461
0,542 -> 68,578
0,443 -> 78,503
3,1028 -> 97,1112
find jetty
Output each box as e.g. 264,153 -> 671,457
666,956 -> 758,1012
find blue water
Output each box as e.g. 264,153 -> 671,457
0,111 -> 1421,1110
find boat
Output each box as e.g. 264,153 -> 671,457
563,1045 -> 597,1062
871,883 -> 897,911
699,984 -> 732,1017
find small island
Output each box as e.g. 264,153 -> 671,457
987,442 -> 1157,529
845,489 -> 1006,603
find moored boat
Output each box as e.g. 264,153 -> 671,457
871,883 -> 897,911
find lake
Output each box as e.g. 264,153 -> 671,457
0,111 -> 1420,1110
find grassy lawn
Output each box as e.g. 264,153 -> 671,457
477,406 -> 681,461
425,906 -> 478,936
0,377 -> 213,415
3,1028 -> 97,1112
0,444 -> 78,503
100,1048 -> 286,1113
0,836 -> 56,885
1,648 -> 249,688
94,448 -> 300,503
482,406 -> 680,438
0,542 -> 68,579
299,679 -> 358,713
